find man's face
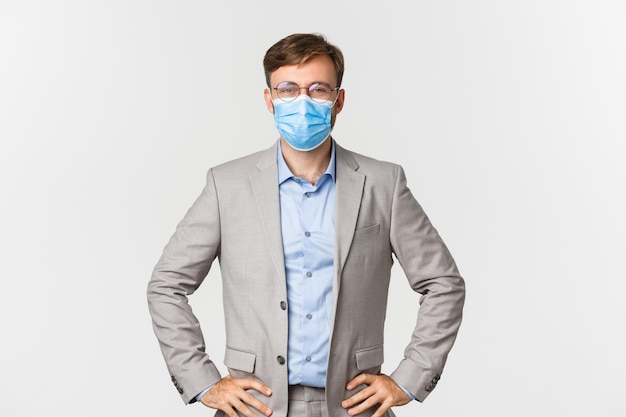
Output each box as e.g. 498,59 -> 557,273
264,54 -> 345,127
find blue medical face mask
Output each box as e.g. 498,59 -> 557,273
272,95 -> 333,151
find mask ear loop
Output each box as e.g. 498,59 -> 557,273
268,85 -> 277,113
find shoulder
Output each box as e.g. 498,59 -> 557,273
209,142 -> 277,179
336,142 -> 402,177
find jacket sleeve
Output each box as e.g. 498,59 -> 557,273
147,169 -> 223,404
388,166 -> 466,402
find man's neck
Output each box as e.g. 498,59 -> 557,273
280,137 -> 332,185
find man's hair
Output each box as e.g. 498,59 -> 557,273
263,33 -> 344,88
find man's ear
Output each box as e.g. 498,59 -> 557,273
264,89 -> 274,114
334,89 -> 345,114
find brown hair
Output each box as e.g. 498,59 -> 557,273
263,33 -> 344,88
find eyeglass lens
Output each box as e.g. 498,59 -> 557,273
275,82 -> 334,102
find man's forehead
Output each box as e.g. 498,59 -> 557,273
270,56 -> 337,85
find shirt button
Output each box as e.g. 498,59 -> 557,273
306,271 -> 312,278
305,356 -> 312,362
305,231 -> 311,237
277,355 -> 286,365
280,301 -> 287,310
306,314 -> 312,320
305,192 -> 311,198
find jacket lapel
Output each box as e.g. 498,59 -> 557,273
333,144 -> 365,305
250,143 -> 287,286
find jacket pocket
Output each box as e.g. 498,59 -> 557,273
224,347 -> 256,373
355,344 -> 384,371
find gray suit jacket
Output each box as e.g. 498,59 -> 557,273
147,141 -> 465,416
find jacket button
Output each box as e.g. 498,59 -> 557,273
280,301 -> 287,310
277,355 -> 286,365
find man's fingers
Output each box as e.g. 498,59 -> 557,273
233,378 -> 273,416
236,377 -> 273,397
238,391 -> 273,417
201,376 -> 273,417
346,394 -> 380,416
232,396 -> 271,417
371,403 -> 392,417
342,373 -> 410,416
222,404 -> 241,417
341,385 -> 372,408
346,373 -> 373,390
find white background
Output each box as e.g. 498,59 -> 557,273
1,1 -> 625,416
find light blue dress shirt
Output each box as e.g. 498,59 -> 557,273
277,140 -> 336,387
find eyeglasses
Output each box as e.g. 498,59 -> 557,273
273,81 -> 340,103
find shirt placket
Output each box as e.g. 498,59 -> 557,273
299,180 -> 318,378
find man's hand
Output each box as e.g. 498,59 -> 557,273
341,373 -> 411,417
200,375 -> 273,417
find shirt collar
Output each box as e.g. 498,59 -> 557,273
277,139 -> 336,185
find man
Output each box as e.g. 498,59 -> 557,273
147,33 -> 465,417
